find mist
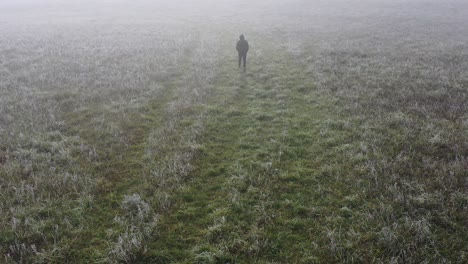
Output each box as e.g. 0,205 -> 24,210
1,0 -> 467,263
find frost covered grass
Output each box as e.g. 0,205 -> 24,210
0,1 -> 221,261
291,1 -> 468,262
148,1 -> 467,263
1,0 -> 467,263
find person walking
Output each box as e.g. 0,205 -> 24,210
236,35 -> 249,72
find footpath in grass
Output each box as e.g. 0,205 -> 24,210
147,42 -> 368,263
61,74 -> 180,261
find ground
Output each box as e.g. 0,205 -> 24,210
1,1 -> 467,263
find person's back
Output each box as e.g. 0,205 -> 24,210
236,35 -> 249,71
236,36 -> 249,54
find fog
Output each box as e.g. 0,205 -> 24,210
2,0 -> 467,45
1,0 -> 468,262
2,0 -> 467,92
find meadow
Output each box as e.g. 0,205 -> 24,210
0,0 -> 467,263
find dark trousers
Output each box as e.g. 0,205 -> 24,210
238,52 -> 247,69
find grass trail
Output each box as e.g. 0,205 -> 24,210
61,74 -> 181,260
148,40 -> 365,263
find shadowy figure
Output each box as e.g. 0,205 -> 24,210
236,34 -> 249,72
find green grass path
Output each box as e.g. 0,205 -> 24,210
62,74 -> 181,261
147,44 -> 366,263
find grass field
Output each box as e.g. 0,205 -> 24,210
1,0 -> 467,263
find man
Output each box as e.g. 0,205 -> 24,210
236,34 -> 249,71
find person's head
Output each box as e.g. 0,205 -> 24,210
240,35 -> 245,40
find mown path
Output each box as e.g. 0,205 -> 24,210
146,41 -> 364,263
63,78 -> 179,261
62,41 -> 218,262
61,34 -> 367,263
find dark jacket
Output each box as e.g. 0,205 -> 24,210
236,38 -> 249,54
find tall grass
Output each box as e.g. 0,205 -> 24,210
287,0 -> 468,262
1,0 -> 467,262
0,4 -> 208,261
